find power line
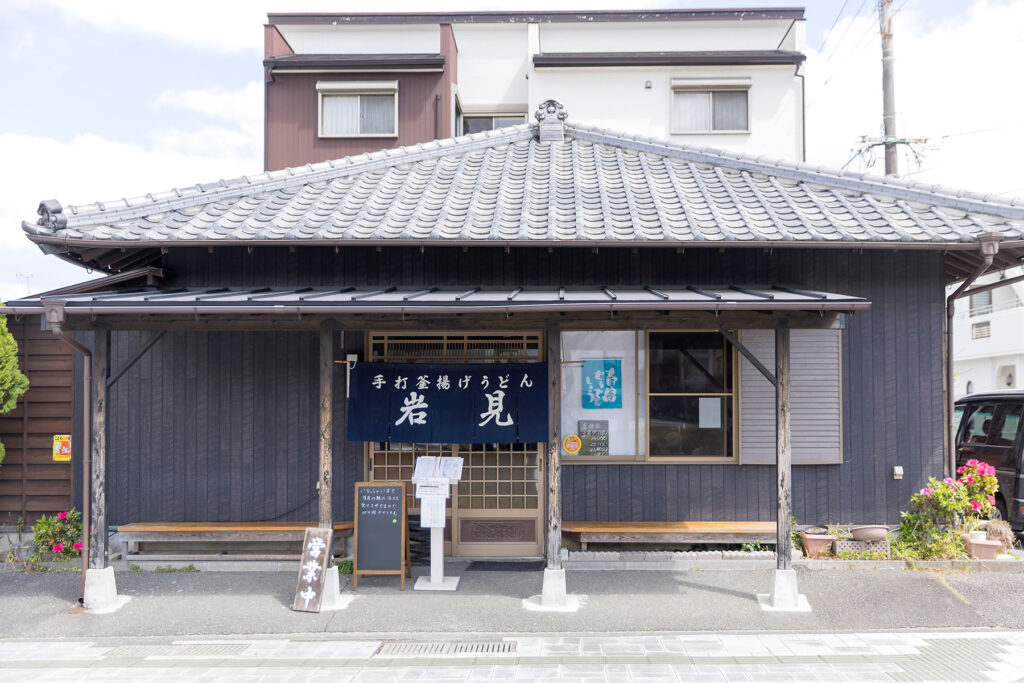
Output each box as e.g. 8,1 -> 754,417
817,0 -> 852,52
820,0 -> 871,66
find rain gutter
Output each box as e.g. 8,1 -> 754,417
945,232 -> 1001,476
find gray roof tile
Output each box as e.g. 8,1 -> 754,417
22,120 -> 1024,248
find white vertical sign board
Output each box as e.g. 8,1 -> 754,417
412,456 -> 463,591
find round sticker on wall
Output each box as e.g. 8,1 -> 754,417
562,434 -> 582,455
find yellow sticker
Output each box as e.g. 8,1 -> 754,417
53,434 -> 71,462
562,434 -> 582,455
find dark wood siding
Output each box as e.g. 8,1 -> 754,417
103,245 -> 946,526
103,330 -> 362,524
0,316 -> 75,525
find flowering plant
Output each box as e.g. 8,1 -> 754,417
31,508 -> 83,561
896,460 -> 999,559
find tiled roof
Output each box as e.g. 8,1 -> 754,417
23,110 -> 1024,250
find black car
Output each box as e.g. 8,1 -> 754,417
955,391 -> 1024,531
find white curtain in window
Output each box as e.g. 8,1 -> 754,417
360,95 -> 395,135
322,95 -> 359,136
671,92 -> 710,133
712,91 -> 748,131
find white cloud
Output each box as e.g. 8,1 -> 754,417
0,127 -> 261,300
805,1 -> 1024,201
154,82 -> 262,127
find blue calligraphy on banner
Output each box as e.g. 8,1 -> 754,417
347,363 -> 548,444
581,359 -> 622,409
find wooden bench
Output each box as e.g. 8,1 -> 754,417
117,522 -> 355,561
562,521 -> 777,551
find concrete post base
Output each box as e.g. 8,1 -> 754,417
756,568 -> 811,612
319,566 -> 354,611
83,566 -> 130,613
522,567 -> 584,612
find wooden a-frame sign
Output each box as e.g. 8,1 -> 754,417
353,481 -> 410,590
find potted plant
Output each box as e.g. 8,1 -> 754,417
850,524 -> 889,542
798,526 -> 835,558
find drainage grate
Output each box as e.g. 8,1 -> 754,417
377,641 -> 516,657
105,644 -> 248,659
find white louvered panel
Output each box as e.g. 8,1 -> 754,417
739,328 -> 842,465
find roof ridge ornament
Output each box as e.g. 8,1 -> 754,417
535,99 -> 567,143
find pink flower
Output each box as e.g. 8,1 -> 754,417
73,542 -> 82,551
52,543 -> 64,553
970,500 -> 981,511
920,488 -> 933,495
966,459 -> 980,467
988,495 -> 996,505
57,511 -> 67,520
964,476 -> 975,484
943,477 -> 954,484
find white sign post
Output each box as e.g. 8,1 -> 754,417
412,456 -> 463,591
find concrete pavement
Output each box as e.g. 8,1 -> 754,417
3,563 -> 1024,637
1,631 -> 1023,681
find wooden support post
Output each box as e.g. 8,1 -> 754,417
775,320 -> 792,571
90,329 -> 109,569
318,328 -> 333,531
546,326 -> 562,570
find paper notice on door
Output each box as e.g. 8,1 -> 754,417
698,397 -> 721,429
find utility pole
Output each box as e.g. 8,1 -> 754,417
880,0 -> 898,176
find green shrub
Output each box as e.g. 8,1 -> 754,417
896,460 -> 999,559
0,315 -> 30,467
31,509 -> 83,561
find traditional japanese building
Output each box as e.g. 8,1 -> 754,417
5,101 -> 1024,608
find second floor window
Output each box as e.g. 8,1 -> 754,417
670,78 -> 750,134
317,81 -> 398,138
463,115 -> 525,136
969,290 -> 991,316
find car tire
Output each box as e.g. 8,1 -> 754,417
994,497 -> 1008,522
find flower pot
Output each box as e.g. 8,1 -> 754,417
969,530 -> 987,542
962,534 -> 1000,560
850,525 -> 889,542
799,532 -> 835,558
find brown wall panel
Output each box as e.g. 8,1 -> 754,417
266,71 -> 449,170
0,316 -> 74,525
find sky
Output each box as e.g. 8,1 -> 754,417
1,0 -> 1022,299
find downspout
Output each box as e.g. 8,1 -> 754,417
42,301 -> 91,601
945,232 -> 1001,476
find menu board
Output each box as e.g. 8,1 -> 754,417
578,419 -> 610,457
353,482 -> 409,590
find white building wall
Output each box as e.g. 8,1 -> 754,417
278,25 -> 441,54
451,25 -> 530,112
538,20 -> 795,52
950,265 -> 1024,397
528,65 -> 803,159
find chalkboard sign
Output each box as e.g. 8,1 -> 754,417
578,419 -> 610,457
353,482 -> 409,590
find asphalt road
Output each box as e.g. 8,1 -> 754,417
2,564 -> 1024,639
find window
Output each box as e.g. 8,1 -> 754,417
960,404 -> 997,445
969,290 -> 991,316
648,332 -> 734,459
317,81 -> 398,138
671,78 -> 750,134
972,321 -> 991,339
463,114 -> 525,136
